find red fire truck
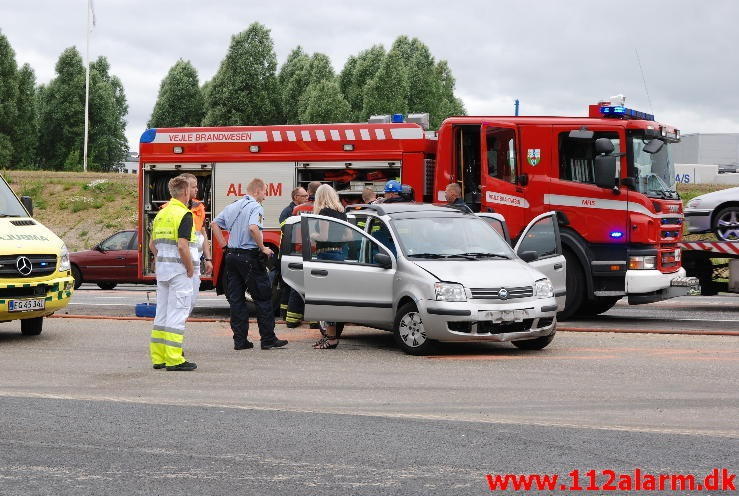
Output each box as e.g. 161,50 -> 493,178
137,97 -> 697,318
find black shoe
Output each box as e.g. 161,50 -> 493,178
285,321 -> 301,328
166,361 -> 197,371
152,363 -> 165,370
234,341 -> 254,350
261,339 -> 288,350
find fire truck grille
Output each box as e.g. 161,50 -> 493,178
0,254 -> 57,278
660,217 -> 683,225
470,286 -> 533,299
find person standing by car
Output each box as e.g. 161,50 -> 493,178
277,187 -> 309,319
361,187 -> 377,204
292,181 -> 321,215
178,173 -> 213,314
444,182 -> 472,212
380,180 -> 405,204
148,176 -> 198,371
211,178 -> 288,351
311,184 -> 348,350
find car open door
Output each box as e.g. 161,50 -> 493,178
280,216 -> 305,295
293,214 -> 396,325
514,211 -> 567,311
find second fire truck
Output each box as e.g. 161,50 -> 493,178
137,97 -> 697,318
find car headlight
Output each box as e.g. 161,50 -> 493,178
59,244 -> 70,272
533,278 -> 553,298
628,255 -> 656,270
686,198 -> 701,209
434,282 -> 467,302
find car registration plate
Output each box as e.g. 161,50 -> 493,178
8,298 -> 45,312
482,309 -> 526,322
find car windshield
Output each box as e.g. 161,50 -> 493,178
0,177 -> 28,217
392,216 -> 514,259
630,132 -> 678,199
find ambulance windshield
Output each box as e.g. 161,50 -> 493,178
630,133 -> 677,199
0,177 -> 28,217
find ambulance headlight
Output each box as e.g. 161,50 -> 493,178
59,244 -> 71,272
534,278 -> 553,298
434,282 -> 467,302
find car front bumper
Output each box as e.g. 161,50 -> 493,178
418,297 -> 558,343
0,273 -> 75,322
684,209 -> 712,233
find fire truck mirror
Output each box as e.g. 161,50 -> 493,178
594,137 -> 615,155
594,155 -> 618,189
568,128 -> 594,140
642,138 -> 664,154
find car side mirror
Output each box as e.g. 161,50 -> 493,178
519,250 -> 538,263
643,138 -> 664,154
95,244 -> 105,252
20,196 -> 33,216
374,252 -> 393,269
594,155 -> 618,190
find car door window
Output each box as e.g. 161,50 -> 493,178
517,215 -> 559,259
305,217 -> 388,266
127,232 -> 139,250
100,232 -> 134,251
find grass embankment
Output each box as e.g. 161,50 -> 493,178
3,171 -> 137,252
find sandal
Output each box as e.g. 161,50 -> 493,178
313,336 -> 339,349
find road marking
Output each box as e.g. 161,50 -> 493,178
0,390 -> 735,439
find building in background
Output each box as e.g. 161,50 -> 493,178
118,152 -> 139,174
672,133 -> 739,173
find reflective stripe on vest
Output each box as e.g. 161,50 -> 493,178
152,198 -> 197,279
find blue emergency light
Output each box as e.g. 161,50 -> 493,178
391,113 -> 405,123
599,106 -> 654,121
609,231 -> 624,239
140,128 -> 157,143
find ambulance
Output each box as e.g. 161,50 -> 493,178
0,174 -> 74,335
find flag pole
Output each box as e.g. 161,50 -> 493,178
83,0 -> 91,172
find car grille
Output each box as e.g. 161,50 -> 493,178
0,254 -> 57,278
469,286 -> 533,300
0,284 -> 50,299
449,319 -> 534,334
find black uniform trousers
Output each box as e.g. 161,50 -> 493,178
224,250 -> 277,345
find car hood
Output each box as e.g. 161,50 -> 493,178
0,218 -> 64,254
691,186 -> 739,206
412,259 -> 541,288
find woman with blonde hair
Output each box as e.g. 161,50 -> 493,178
310,184 -> 347,349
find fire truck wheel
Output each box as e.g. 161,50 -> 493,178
512,332 -> 555,350
71,265 -> 83,290
576,297 -> 620,316
558,249 -> 585,321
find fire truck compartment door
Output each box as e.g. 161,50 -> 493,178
298,214 -> 396,325
514,211 -> 567,311
213,162 -> 294,230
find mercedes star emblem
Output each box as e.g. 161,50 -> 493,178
16,256 -> 33,276
498,288 -> 509,300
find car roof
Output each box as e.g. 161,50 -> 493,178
346,203 -> 474,219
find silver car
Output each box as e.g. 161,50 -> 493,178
685,186 -> 739,241
280,204 -> 566,355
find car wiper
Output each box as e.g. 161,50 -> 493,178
408,253 -> 446,259
454,252 -> 510,259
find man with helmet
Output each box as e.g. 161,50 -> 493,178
381,180 -> 405,203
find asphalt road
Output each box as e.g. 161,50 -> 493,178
0,318 -> 737,494
65,283 -> 739,334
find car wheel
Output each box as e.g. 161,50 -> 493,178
71,265 -> 83,290
20,317 -> 43,336
97,282 -> 117,290
713,206 -> 739,241
576,296 -> 620,316
512,331 -> 555,350
558,249 -> 585,321
393,303 -> 435,355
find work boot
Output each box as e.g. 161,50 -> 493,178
166,361 -> 197,371
261,339 -> 288,350
234,341 -> 254,350
285,321 -> 301,328
152,363 -> 165,370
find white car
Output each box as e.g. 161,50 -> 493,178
685,186 -> 739,241
280,204 -> 566,355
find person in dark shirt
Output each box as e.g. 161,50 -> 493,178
445,182 -> 472,212
279,187 -> 308,224
292,181 -> 322,215
310,184 -> 348,349
380,180 -> 405,204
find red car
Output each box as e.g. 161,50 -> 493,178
70,230 -> 140,289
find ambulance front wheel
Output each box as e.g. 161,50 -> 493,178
20,316 -> 43,336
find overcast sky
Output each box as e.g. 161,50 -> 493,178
2,0 -> 737,148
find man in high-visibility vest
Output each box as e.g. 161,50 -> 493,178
178,173 -> 213,313
148,176 -> 198,371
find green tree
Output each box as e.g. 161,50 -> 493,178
38,47 -> 85,170
278,46 -> 311,124
203,22 -> 281,126
300,79 -> 351,124
13,64 -> 38,168
296,53 -> 337,121
432,60 -> 466,128
88,56 -> 129,171
342,45 -> 385,120
148,59 -> 204,128
361,49 -> 409,118
394,37 -> 438,115
0,30 -> 18,167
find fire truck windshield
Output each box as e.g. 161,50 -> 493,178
629,132 -> 677,199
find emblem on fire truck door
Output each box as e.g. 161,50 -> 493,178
527,149 -> 541,166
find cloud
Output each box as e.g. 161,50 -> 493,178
1,0 -> 737,147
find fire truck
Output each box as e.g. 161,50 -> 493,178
137,97 -> 697,319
